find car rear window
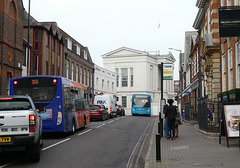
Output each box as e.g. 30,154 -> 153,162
89,105 -> 101,110
0,98 -> 31,110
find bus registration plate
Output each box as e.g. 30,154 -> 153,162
0,137 -> 11,143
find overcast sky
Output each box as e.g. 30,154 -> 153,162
22,0 -> 198,79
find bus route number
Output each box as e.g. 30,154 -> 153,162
32,79 -> 39,85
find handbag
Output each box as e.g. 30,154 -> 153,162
179,120 -> 183,125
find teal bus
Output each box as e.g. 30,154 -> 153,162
131,94 -> 151,116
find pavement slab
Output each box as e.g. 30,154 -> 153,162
145,117 -> 240,168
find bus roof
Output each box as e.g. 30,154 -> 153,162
70,80 -> 88,90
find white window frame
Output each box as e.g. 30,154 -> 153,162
66,60 -> 69,79
130,68 -> 133,87
235,0 -> 240,5
80,66 -> 83,84
71,62 -> 74,80
83,50 -> 87,60
66,38 -> 72,50
122,96 -> 127,107
221,0 -> 225,6
76,64 -> 79,82
84,68 -> 86,85
102,79 -> 104,89
87,70 -> 89,86
90,72 -> 92,87
116,68 -> 119,87
121,68 -> 128,87
76,45 -> 80,56
236,42 -> 240,88
207,6 -> 211,33
227,0 -> 232,6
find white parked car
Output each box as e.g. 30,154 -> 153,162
0,95 -> 42,162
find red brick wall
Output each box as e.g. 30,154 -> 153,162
0,0 -> 24,95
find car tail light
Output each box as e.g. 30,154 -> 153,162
0,98 -> 13,100
29,115 -> 36,132
57,112 -> 62,125
110,106 -> 112,112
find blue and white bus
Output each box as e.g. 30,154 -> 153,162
131,94 -> 151,116
10,75 -> 90,134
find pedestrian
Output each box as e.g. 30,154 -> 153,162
163,104 -> 169,139
175,107 -> 180,138
165,99 -> 177,140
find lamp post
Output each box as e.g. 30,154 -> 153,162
168,48 -> 182,111
27,0 -> 31,76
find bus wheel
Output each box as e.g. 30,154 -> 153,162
71,120 -> 76,135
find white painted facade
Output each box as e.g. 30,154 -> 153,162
94,64 -> 117,96
102,47 -> 176,115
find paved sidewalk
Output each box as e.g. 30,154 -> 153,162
145,117 -> 240,168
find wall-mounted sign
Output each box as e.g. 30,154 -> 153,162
218,8 -> 240,37
163,64 -> 173,80
8,51 -> 12,62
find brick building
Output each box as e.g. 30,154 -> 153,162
193,0 -> 221,102
59,29 -> 94,102
0,0 -> 24,95
220,0 -> 240,100
23,14 -> 65,77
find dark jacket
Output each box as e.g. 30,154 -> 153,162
165,105 -> 177,120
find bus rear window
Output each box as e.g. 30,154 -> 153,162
14,86 -> 56,102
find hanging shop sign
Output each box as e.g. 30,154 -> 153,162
218,8 -> 240,37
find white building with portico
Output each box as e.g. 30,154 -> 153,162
102,47 -> 176,115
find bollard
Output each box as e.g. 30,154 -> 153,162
156,133 -> 161,162
158,122 -> 161,134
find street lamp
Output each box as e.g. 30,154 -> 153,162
168,48 -> 182,53
168,48 -> 182,96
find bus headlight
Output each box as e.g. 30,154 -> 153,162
57,112 -> 62,125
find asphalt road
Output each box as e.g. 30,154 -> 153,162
0,116 -> 155,168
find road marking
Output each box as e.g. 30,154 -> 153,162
96,123 -> 105,128
78,129 -> 92,136
41,138 -> 71,151
0,160 -> 18,168
108,120 -> 114,124
126,119 -> 153,168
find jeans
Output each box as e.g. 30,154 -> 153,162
164,118 -> 169,138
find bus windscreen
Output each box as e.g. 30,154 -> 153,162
132,96 -> 150,108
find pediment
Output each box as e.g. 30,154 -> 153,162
102,47 -> 149,58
